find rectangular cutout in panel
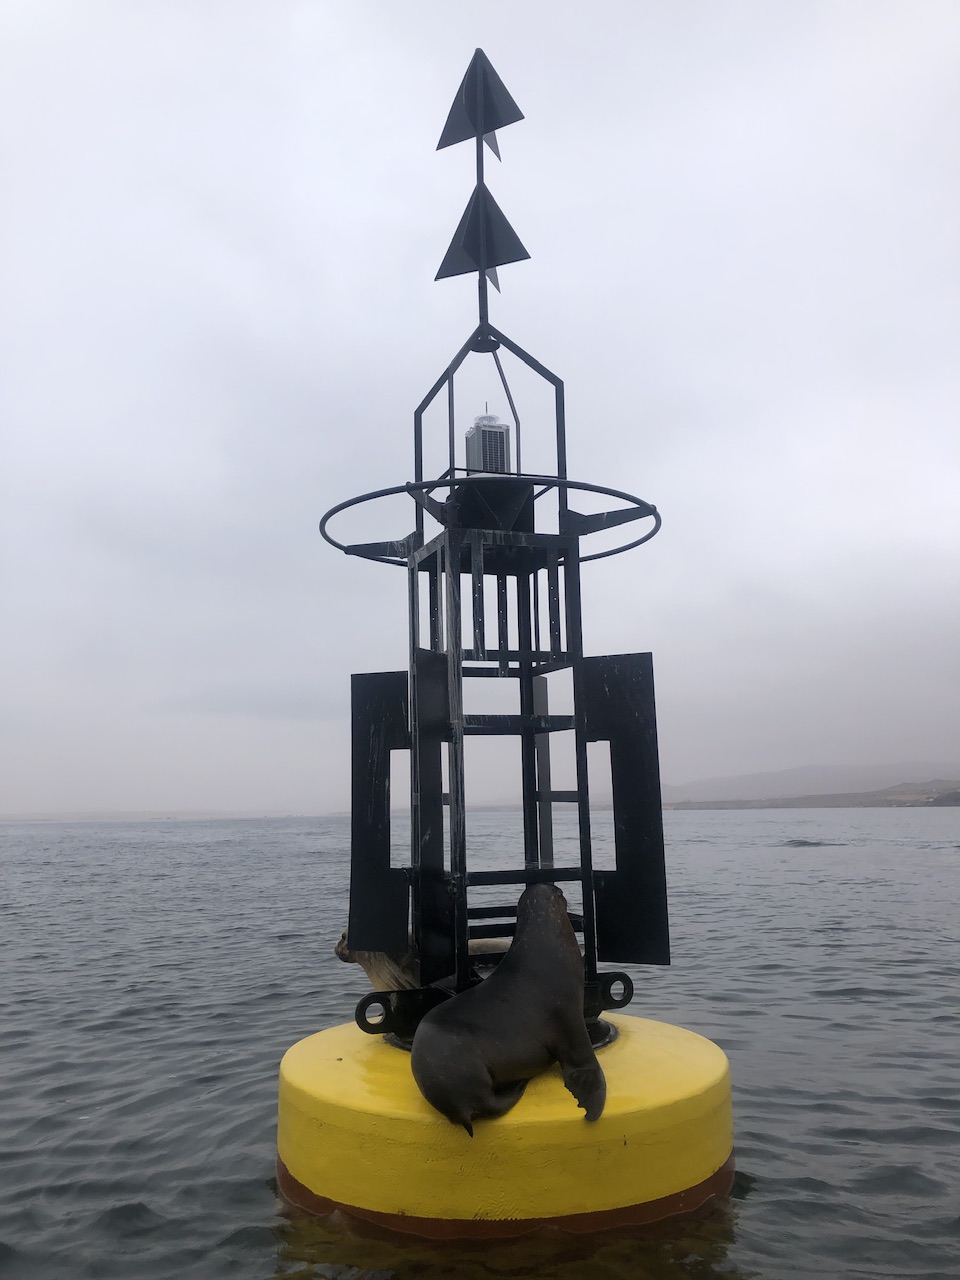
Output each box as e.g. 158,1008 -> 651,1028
464,736 -> 524,868
544,729 -> 577,794
545,667 -> 574,714
462,674 -> 517,717
483,574 -> 501,652
389,750 -> 411,868
459,571 -> 474,654
586,740 -> 616,871
416,558 -> 445,654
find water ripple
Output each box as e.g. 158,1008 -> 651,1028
1,809 -> 959,1279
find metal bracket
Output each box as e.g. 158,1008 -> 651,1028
354,987 -> 451,1040
584,971 -> 635,1020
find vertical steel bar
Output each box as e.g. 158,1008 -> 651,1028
475,77 -> 488,330
555,382 -> 568,517
563,539 -> 584,663
532,674 -> 554,867
491,349 -> 521,474
409,556 -> 420,652
564,535 -> 597,980
516,573 -> 539,866
470,532 -> 485,659
413,409 -> 425,540
446,375 -> 456,490
496,573 -> 509,676
428,552 -> 442,652
413,648 -> 451,986
547,551 -> 562,658
444,532 -> 469,989
407,554 -> 423,981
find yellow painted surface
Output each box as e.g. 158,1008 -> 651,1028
277,1014 -> 733,1221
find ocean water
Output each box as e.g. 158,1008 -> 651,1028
1,808 -> 958,1279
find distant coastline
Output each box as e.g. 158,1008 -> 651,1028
0,809 -> 341,824
665,779 -> 960,810
5,765 -> 959,822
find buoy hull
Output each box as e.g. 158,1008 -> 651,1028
277,1013 -> 734,1235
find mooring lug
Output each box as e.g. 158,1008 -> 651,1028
354,986 -> 451,1039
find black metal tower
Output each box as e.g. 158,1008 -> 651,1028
320,51 -> 669,1039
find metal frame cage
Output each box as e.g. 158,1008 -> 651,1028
319,50 -> 670,1039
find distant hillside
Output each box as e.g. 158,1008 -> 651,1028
667,778 -> 960,810
662,762 -> 960,804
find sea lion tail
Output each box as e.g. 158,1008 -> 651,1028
428,1095 -> 476,1137
562,1060 -> 607,1121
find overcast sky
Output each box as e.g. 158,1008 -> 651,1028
1,1 -> 958,815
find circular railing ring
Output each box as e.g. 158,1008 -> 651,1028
319,474 -> 660,567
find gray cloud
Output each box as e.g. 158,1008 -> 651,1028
2,1 -> 958,813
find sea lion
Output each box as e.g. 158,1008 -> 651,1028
334,932 -> 417,991
335,932 -> 510,992
409,882 -> 606,1136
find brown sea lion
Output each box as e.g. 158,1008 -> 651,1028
334,932 -> 417,991
409,883 -> 606,1136
335,932 -> 510,992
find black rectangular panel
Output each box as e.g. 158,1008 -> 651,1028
347,671 -> 410,954
577,653 -> 670,965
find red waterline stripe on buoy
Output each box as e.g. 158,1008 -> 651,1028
276,1152 -> 735,1240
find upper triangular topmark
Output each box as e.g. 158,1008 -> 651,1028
437,49 -> 524,150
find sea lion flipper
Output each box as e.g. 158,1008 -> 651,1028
456,1078 -> 528,1136
561,1059 -> 606,1121
483,1078 -> 529,1117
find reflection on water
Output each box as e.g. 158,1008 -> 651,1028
1,808 -> 958,1279
272,1183 -> 748,1280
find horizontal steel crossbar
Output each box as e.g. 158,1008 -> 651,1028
469,923 -> 517,939
467,916 -> 585,939
466,867 -> 583,886
462,713 -> 575,734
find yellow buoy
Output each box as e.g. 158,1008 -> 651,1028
277,1013 -> 734,1237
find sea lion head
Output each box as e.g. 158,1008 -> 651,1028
334,931 -> 354,963
516,881 -> 568,928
